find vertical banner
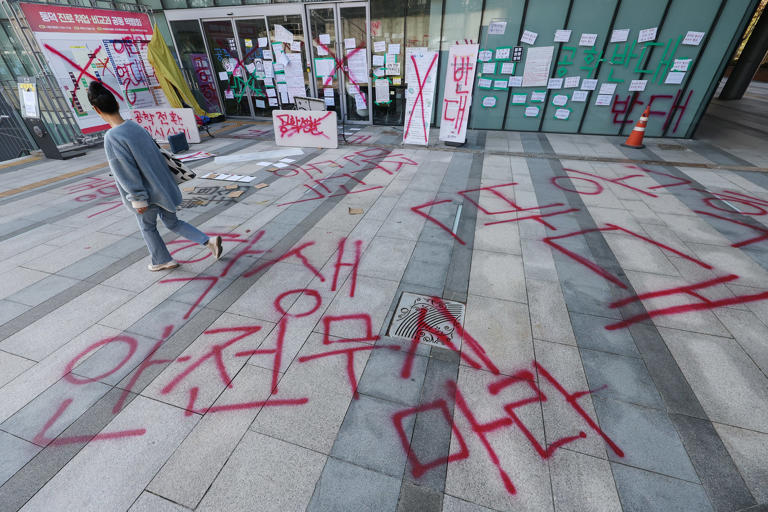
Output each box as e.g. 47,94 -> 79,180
20,3 -> 168,134
439,44 -> 479,144
403,47 -> 438,146
18,78 -> 39,118
190,53 -> 220,113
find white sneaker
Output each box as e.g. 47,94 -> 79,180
207,235 -> 223,259
148,260 -> 180,271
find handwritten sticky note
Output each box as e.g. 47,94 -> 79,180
683,31 -> 705,46
319,34 -> 331,44
581,79 -> 598,91
579,33 -> 597,47
547,78 -> 564,89
611,29 -> 629,43
571,90 -> 588,102
638,27 -> 657,43
521,30 -> 538,45
554,29 -> 571,43
374,40 -> 386,52
599,82 -> 617,95
628,79 -> 647,92
595,94 -> 613,106
508,76 -> 523,87
564,76 -> 580,88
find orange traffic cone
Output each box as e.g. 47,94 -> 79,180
622,106 -> 651,149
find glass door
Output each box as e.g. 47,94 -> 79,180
234,18 -> 272,117
266,15 -> 311,110
169,19 -> 222,114
202,19 -> 253,117
306,2 -> 371,124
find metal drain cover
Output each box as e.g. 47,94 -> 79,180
656,143 -> 687,151
387,293 -> 466,348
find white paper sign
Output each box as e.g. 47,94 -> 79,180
246,63 -> 256,73
263,50 -> 273,61
388,43 -> 401,54
478,50 -> 493,62
508,76 -> 523,87
258,37 -> 268,48
552,94 -> 568,106
319,34 -> 331,44
665,71 -> 686,85
628,79 -> 647,92
274,25 -> 293,44
482,62 -> 496,74
488,21 -> 507,35
374,40 -> 386,52
548,78 -> 564,89
672,59 -> 691,72
344,38 -> 356,49
495,47 -> 511,60
638,27 -> 657,43
373,55 -> 385,67
512,94 -> 527,104
599,83 -> 617,95
439,44 -> 479,144
218,71 -> 229,81
493,80 -> 507,89
595,94 -> 613,106
521,30 -> 538,45
564,76 -> 580,88
554,30 -> 572,43
132,108 -> 201,143
500,62 -> 516,74
290,41 -> 301,52
531,91 -> 547,102
317,46 -> 328,56
611,29 -> 630,43
525,106 -> 539,117
478,78 -> 493,88
579,33 -> 598,47
323,88 -> 334,98
522,46 -> 554,87
375,78 -> 390,103
404,48 -> 439,145
482,96 -> 496,107
571,90 -> 588,102
581,79 -> 598,90
683,31 -> 705,46
555,108 -> 571,120
273,110 -> 337,149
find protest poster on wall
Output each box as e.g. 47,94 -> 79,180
131,108 -> 200,143
403,47 -> 439,146
439,44 -> 479,144
20,3 -> 168,134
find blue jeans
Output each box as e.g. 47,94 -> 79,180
135,205 -> 209,265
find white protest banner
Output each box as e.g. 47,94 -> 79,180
20,3 -> 168,134
522,46 -> 554,87
439,44 -> 479,144
131,108 -> 200,143
272,110 -> 338,149
403,47 -> 439,146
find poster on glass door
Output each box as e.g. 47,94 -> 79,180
439,44 -> 479,144
19,3 -> 168,134
403,47 -> 439,146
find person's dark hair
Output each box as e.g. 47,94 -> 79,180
87,81 -> 119,114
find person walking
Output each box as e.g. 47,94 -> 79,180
87,81 -> 222,271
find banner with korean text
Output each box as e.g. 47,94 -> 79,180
439,44 -> 479,144
20,3 -> 169,134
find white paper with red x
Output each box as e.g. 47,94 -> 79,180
403,48 -> 439,146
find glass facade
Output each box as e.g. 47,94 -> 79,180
0,0 -> 760,155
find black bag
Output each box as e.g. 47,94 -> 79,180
155,142 -> 196,184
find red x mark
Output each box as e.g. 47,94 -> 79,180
404,52 -> 438,143
315,39 -> 367,107
44,44 -> 124,102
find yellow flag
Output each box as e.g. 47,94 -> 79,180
147,23 -> 221,119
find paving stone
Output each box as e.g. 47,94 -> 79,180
331,394 -> 415,478
397,481 -> 443,512
602,232 -> 680,276
128,492 -> 192,512
307,458 -> 401,512
321,275 -> 400,340
521,238 -> 559,282
714,307 -> 768,376
357,344 -> 428,406
444,366 -> 553,512
195,431 -> 326,512
549,449 -> 621,512
468,250 -> 526,304
57,253 -> 120,280
591,398 -> 699,483
527,279 -> 576,345
18,396 -> 199,512
0,301 -> 30,328
0,267 -> 48,301
463,294 -> 533,375
570,312 -> 641,357
6,274 -> 80,307
715,423 -> 768,504
401,240 -> 453,290
580,349 -> 663,409
441,494 -> 496,512
359,236 -> 416,282
0,431 -> 40,486
660,327 -> 768,433
533,340 -> 610,460
0,351 -> 34,389
611,463 -> 713,512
